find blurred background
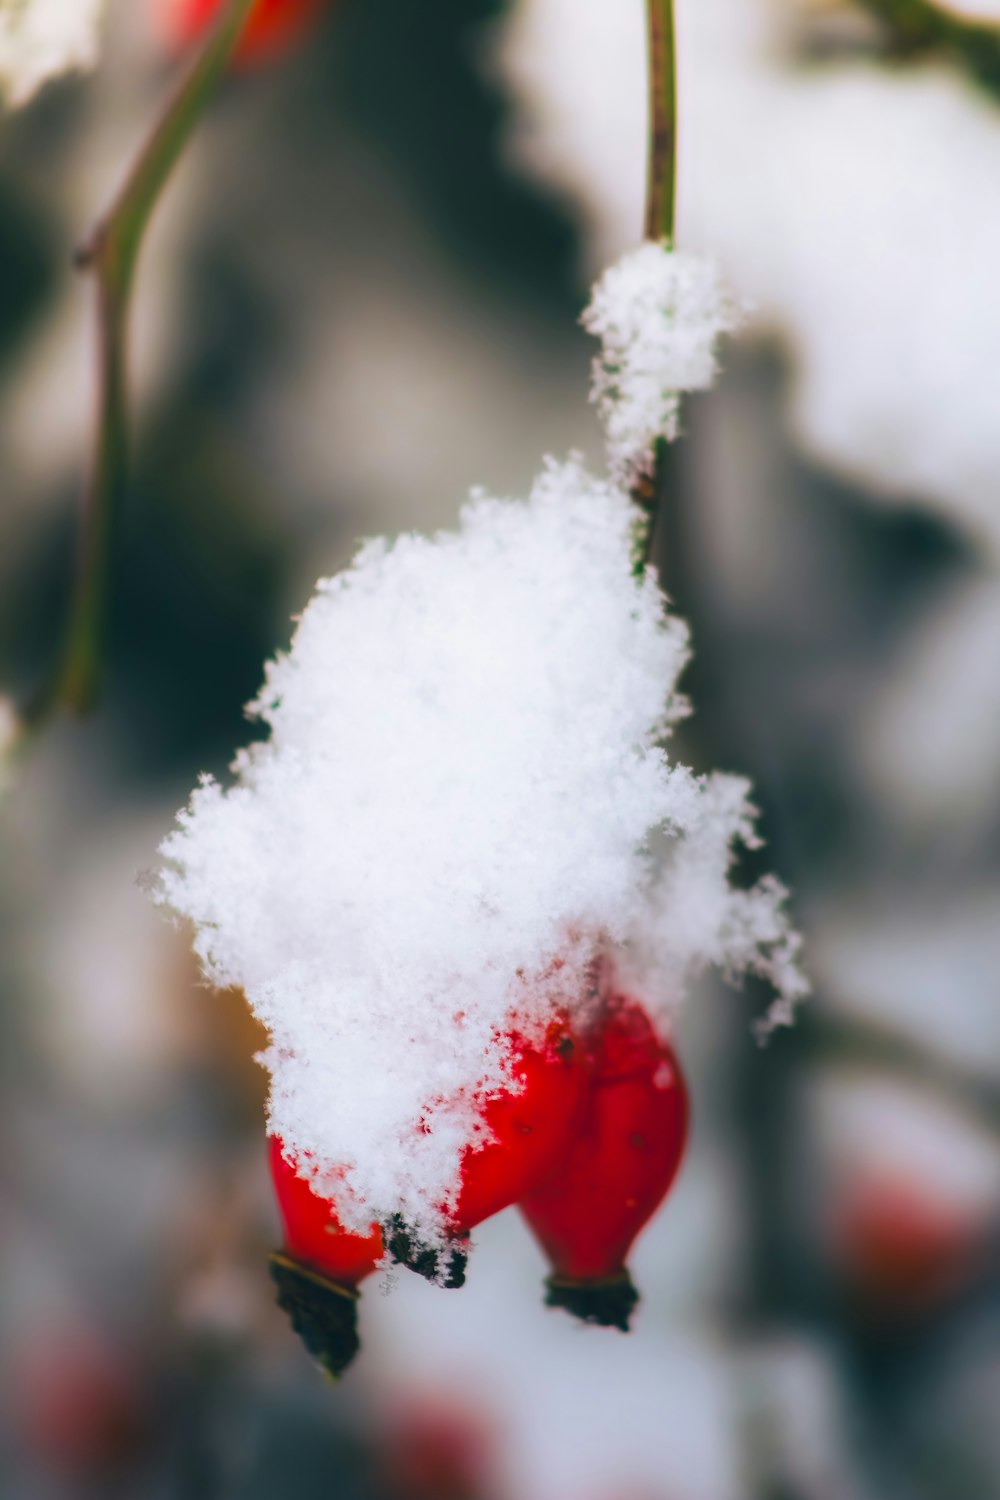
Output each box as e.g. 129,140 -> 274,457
2,0 -> 1000,1496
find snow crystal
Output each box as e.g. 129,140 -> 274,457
583,242 -> 740,485
0,0 -> 104,108
160,459 -> 803,1232
624,771 -> 807,1038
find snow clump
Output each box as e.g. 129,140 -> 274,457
583,242 -> 740,486
496,0 -> 1000,559
0,0 -> 104,108
159,454 -> 804,1237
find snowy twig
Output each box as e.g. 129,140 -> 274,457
632,0 -> 677,571
36,0 -> 256,720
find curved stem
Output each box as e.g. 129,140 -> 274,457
49,0 -> 257,718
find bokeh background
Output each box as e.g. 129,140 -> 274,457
3,1 -> 1000,1496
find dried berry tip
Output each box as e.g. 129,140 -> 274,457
384,1216 -> 468,1290
543,1270 -> 639,1332
268,1252 -> 361,1379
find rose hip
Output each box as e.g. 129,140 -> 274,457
388,1015 -> 589,1286
519,994 -> 688,1329
268,1135 -> 383,1377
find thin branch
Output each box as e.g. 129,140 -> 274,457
857,0 -> 1000,102
644,0 -> 677,246
632,0 -> 677,575
45,0 -> 258,719
798,1008 -> 1000,1137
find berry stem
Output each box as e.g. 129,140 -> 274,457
644,0 -> 677,247
36,0 -> 257,721
632,0 -> 677,578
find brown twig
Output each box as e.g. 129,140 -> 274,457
31,0 -> 257,725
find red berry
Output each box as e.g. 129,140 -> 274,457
153,0 -> 327,65
387,1015 -> 589,1286
268,1136 -> 383,1378
12,1326 -> 147,1477
519,994 -> 688,1329
451,1018 -> 589,1234
381,1396 -> 494,1500
269,1135 -> 383,1287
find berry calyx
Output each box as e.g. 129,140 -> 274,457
268,1136 -> 383,1377
153,0 -> 327,65
519,994 -> 688,1330
389,1015 -> 589,1286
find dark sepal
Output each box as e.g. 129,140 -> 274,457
383,1214 -> 468,1289
268,1251 -> 361,1379
544,1269 -> 639,1331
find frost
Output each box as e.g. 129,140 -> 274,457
0,0 -> 104,108
583,243 -> 740,486
160,459 -> 804,1232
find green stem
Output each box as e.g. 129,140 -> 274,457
857,0 -> 1000,102
53,0 -> 257,716
632,0 -> 677,576
644,0 -> 677,246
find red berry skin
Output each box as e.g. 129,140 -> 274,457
154,0 -> 327,65
269,1136 -> 383,1287
519,997 -> 688,1281
834,1174 -> 988,1316
448,1019 -> 590,1235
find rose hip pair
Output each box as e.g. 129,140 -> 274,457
269,994 -> 688,1376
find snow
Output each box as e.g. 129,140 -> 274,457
0,0 -> 104,108
160,451 -> 804,1234
627,771 -> 807,1039
495,0 -> 1000,559
582,242 -> 740,486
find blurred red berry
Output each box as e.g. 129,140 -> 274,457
154,0 -> 328,65
381,1395 -> 494,1500
519,994 -> 688,1328
833,1172 -> 989,1316
11,1325 -> 147,1477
